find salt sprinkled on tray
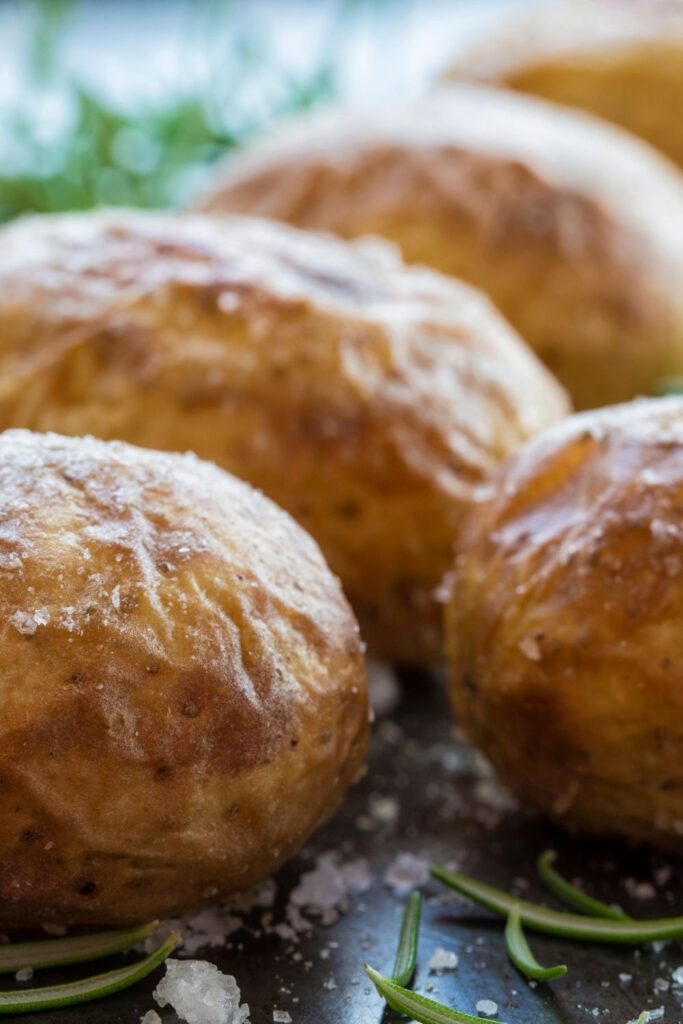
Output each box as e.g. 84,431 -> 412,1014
273,1012 -> 292,1023
153,959 -> 250,1024
623,878 -> 656,900
140,1012 -> 162,1024
366,659 -> 401,717
427,948 -> 459,973
383,852 -> 429,894
476,999 -> 499,1017
289,851 -> 372,925
14,967 -> 33,983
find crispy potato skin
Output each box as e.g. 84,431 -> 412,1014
445,0 -> 683,170
0,210 -> 568,662
0,430 -> 368,927
447,398 -> 683,849
198,85 -> 683,410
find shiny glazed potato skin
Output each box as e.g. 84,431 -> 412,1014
0,430 -> 368,928
0,210 -> 568,662
197,85 -> 683,410
447,398 -> 683,849
445,0 -> 683,171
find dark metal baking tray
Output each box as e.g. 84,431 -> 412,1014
11,669 -> 683,1023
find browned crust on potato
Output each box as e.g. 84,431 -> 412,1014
445,0 -> 683,170
0,429 -> 368,926
0,209 -> 568,661
197,85 -> 683,410
447,397 -> 683,849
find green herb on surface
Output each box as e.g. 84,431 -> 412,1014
431,865 -> 683,944
0,921 -> 158,974
538,850 -> 630,921
392,890 -> 422,987
365,965 -> 510,1024
504,907 -> 567,982
0,932 -> 179,1014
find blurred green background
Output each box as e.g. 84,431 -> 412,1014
0,0 -> 531,222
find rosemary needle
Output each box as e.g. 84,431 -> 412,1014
538,851 -> 631,922
431,866 -> 683,944
366,966 -> 511,1024
505,908 -> 567,982
0,932 -> 179,1014
392,891 -> 422,987
0,921 -> 159,974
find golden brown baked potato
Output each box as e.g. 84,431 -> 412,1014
0,429 -> 368,928
197,85 -> 683,410
0,209 -> 568,663
447,397 -> 683,849
444,0 -> 683,170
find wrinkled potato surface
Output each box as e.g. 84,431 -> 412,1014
198,85 -> 683,410
0,210 -> 568,662
447,398 -> 683,849
0,430 -> 368,927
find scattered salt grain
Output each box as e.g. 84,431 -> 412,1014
15,968 -> 33,983
140,1012 -> 162,1024
476,999 -> 498,1017
623,879 -> 656,900
654,978 -> 670,994
153,959 -> 250,1024
290,853 -> 371,925
273,1012 -> 292,1023
366,659 -> 401,717
619,973 -> 633,985
367,793 -> 400,826
383,853 -> 429,894
428,948 -> 459,973
10,608 -> 50,635
630,1009 -> 665,1023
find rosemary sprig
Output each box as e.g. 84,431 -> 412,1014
431,866 -> 683,944
392,891 -> 422,987
0,932 -> 179,1014
538,851 -> 630,921
504,908 -> 567,982
365,966 -> 510,1024
0,921 -> 158,974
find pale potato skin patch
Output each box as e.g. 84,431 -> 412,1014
0,429 -> 368,927
0,210 -> 567,662
198,85 -> 683,411
447,397 -> 683,850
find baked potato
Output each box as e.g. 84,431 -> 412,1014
447,397 -> 683,849
197,85 -> 683,410
0,429 -> 368,928
445,0 -> 683,170
0,209 -> 568,663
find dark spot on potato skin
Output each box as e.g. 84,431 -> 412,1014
181,698 -> 202,718
22,828 -> 42,844
155,765 -> 172,780
78,881 -> 97,896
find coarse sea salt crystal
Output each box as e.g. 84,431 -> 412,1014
629,1010 -> 664,1024
153,959 -> 250,1024
289,852 -> 371,924
672,965 -> 683,985
15,967 -> 33,982
273,1012 -> 292,1023
428,948 -> 459,972
383,853 -> 429,894
140,1012 -> 162,1024
476,999 -> 498,1017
